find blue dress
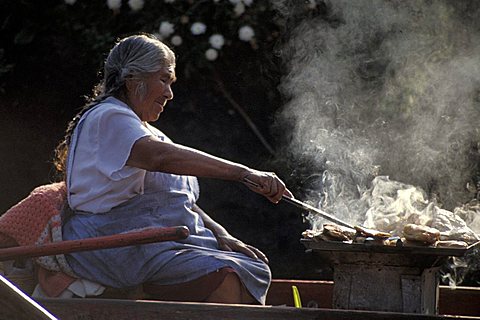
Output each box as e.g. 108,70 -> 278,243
62,101 -> 271,304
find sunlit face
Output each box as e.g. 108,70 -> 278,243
127,65 -> 176,122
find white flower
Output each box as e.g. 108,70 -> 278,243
209,34 -> 225,49
243,0 -> 253,6
107,0 -> 122,10
159,21 -> 175,38
205,48 -> 218,61
64,0 -> 76,5
171,35 -> 183,46
190,22 -> 207,35
238,25 -> 255,42
229,0 -> 241,4
128,0 -> 144,11
234,2 -> 245,16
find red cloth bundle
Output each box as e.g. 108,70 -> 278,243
0,182 -> 76,296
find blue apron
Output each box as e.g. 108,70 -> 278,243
62,105 -> 271,304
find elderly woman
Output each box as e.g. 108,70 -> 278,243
53,34 -> 292,305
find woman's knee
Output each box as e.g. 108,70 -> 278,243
206,272 -> 255,304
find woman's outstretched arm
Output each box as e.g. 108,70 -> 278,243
127,135 -> 292,203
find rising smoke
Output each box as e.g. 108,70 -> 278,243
274,0 -> 480,224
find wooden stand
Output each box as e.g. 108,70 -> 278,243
300,239 -> 472,314
333,262 -> 439,313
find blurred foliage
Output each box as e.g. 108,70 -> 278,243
0,0 -> 325,158
0,49 -> 14,93
0,0 -> 296,87
0,0 -> 323,138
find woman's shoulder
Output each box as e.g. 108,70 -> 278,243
144,122 -> 171,142
86,97 -> 140,123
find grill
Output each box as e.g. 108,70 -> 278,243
302,238 -> 480,314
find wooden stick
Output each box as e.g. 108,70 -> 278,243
0,226 -> 189,261
243,177 -> 355,229
213,71 -> 276,156
0,274 -> 58,319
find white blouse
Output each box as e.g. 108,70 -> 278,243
67,97 -> 156,213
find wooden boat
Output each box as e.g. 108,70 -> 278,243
0,226 -> 479,319
1,275 -> 479,320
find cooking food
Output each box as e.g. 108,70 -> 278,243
403,224 -> 440,244
302,229 -> 321,240
384,236 -> 402,246
435,240 -> 468,248
301,224 -> 357,242
302,223 -> 392,243
321,223 -> 356,241
439,230 -> 480,244
354,225 -> 391,239
303,221 -> 474,250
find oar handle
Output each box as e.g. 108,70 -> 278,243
0,226 -> 189,261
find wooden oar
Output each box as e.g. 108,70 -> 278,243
0,226 -> 189,261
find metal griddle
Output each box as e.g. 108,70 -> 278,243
301,238 -> 480,257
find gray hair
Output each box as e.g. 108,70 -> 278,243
53,34 -> 175,178
100,33 -> 176,99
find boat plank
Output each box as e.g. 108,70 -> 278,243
38,298 -> 480,320
0,275 -> 56,320
267,279 -> 333,308
268,280 -> 480,316
439,286 -> 480,316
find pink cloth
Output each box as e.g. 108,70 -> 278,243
0,182 -> 76,296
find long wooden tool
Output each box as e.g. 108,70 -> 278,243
0,226 -> 189,261
280,196 -> 355,229
243,177 -> 355,229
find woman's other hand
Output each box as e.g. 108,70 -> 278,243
241,170 -> 293,203
192,204 -> 268,264
216,233 -> 269,264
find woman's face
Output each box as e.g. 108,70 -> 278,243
128,65 -> 176,122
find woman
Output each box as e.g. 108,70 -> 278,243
53,33 -> 292,305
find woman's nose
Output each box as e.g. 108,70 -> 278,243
165,85 -> 174,100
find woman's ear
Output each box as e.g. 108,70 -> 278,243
125,77 -> 137,96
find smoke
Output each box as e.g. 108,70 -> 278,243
273,0 -> 480,223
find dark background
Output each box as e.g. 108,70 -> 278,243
0,0 -> 331,280
1,0 -> 478,285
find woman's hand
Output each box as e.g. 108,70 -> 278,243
216,233 -> 269,264
241,170 -> 293,203
192,204 -> 269,264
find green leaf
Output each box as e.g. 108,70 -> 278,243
14,28 -> 36,45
